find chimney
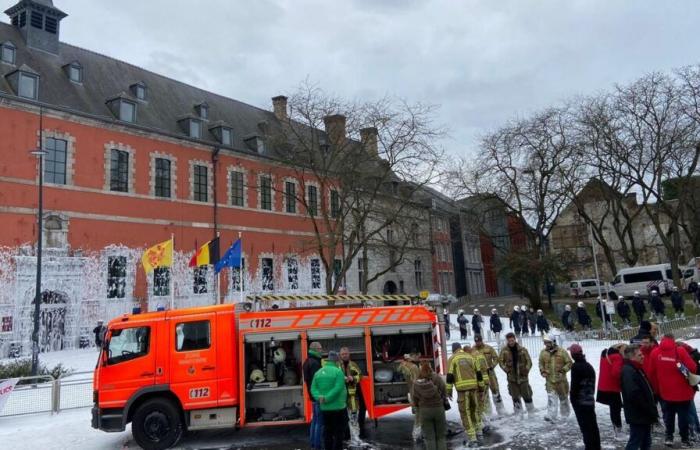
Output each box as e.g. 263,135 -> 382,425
360,127 -> 378,156
272,95 -> 288,121
324,114 -> 346,148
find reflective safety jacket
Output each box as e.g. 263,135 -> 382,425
471,349 -> 490,389
475,343 -> 498,371
539,345 -> 572,384
446,349 -> 478,393
398,360 -> 420,396
340,359 -> 362,411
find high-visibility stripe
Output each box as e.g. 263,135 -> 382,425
248,294 -> 413,302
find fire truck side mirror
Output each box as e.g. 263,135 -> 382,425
242,302 -> 253,312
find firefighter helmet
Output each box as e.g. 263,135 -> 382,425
250,369 -> 265,383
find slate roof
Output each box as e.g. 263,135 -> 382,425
0,20 -> 279,158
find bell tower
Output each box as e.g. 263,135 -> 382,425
4,0 -> 67,55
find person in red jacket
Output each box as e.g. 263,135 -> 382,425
647,333 -> 697,447
596,344 -> 625,440
640,336 -> 657,378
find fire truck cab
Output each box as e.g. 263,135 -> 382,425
91,295 -> 447,449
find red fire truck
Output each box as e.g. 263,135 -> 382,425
91,294 -> 448,449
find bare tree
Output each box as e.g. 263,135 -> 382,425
267,81 -> 445,294
448,106 -> 581,308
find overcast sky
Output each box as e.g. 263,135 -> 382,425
22,0 -> 700,156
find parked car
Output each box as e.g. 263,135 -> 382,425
569,279 -> 602,298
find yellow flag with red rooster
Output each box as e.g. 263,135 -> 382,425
141,239 -> 173,274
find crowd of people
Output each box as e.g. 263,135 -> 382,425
303,295 -> 700,450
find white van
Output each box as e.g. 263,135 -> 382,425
609,264 -> 682,298
569,279 -> 602,298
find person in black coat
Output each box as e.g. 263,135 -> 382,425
649,290 -> 666,322
457,311 -> 469,340
303,341 -> 325,450
576,302 -> 592,330
519,305 -> 530,335
444,311 -> 451,340
621,344 -> 658,450
670,286 -> 685,319
632,292 -> 646,325
535,309 -> 549,335
561,305 -> 574,332
93,320 -> 106,348
490,308 -> 502,341
472,309 -> 483,336
630,320 -> 652,345
509,306 -> 522,336
616,298 -> 631,328
568,344 -> 601,450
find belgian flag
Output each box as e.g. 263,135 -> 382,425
188,237 -> 220,267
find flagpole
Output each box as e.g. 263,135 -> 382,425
216,232 -> 221,305
170,233 -> 175,310
239,232 -> 243,304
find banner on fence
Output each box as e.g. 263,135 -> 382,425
0,378 -> 19,413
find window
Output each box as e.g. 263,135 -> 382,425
221,127 -> 232,146
231,257 -> 246,291
307,185 -> 318,216
231,171 -> 244,206
260,175 -> 272,210
330,190 -> 340,218
261,258 -> 274,291
193,165 -> 208,202
311,258 -> 321,289
196,103 -> 208,119
153,267 -> 170,296
18,73 -> 38,99
68,64 -> 82,83
44,137 -> 67,184
176,321 -> 211,351
193,266 -> 208,294
189,120 -> 202,138
287,258 -> 299,290
623,271 -> 663,284
44,16 -> 57,34
107,256 -> 126,299
399,280 -> 405,294
333,259 -> 344,288
131,83 -> 147,101
285,181 -> 296,213
581,281 -> 597,287
1,42 -> 15,65
414,259 -> 423,290
110,149 -> 129,192
1,316 -> 12,333
30,11 -> 42,29
106,327 -> 150,365
119,100 -> 136,123
154,158 -> 171,198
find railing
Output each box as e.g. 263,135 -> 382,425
0,371 -> 94,418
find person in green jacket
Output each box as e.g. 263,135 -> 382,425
311,350 -> 348,450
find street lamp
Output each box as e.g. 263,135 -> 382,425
30,146 -> 48,376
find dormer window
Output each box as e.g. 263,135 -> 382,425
64,62 -> 82,83
130,82 -> 147,101
195,103 -> 208,120
244,135 -> 265,154
210,125 -> 233,146
6,64 -> 40,100
178,117 -> 202,139
1,42 -> 16,65
107,95 -> 137,123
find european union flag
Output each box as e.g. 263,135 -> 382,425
215,239 -> 241,274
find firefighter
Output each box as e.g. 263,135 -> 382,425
469,337 -> 493,436
498,332 -> 535,417
538,335 -> 572,422
339,347 -> 364,439
447,342 -> 482,447
474,334 -> 505,416
399,352 -> 422,441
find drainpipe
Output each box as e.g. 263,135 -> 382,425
212,147 -> 220,238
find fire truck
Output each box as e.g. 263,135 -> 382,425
91,294 -> 448,449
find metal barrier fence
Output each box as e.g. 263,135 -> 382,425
0,371 -> 93,418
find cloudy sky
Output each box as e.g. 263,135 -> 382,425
28,0 -> 700,156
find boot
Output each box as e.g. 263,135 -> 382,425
412,423 -> 422,442
494,395 -> 506,416
613,426 -> 623,441
525,400 -> 536,417
559,398 -> 570,418
545,392 -> 557,421
513,398 -> 524,418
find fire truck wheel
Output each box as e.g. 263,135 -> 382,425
132,398 -> 183,450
